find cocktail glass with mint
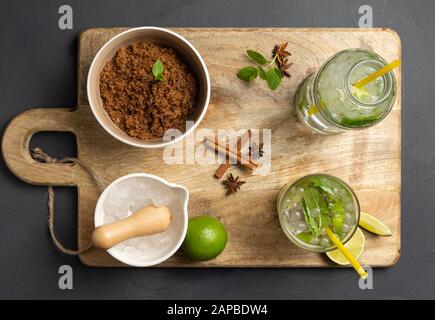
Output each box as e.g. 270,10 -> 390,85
277,174 -> 360,252
295,49 -> 397,134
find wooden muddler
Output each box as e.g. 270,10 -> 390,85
92,205 -> 172,250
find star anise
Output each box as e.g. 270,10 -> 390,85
279,61 -> 293,77
272,42 -> 292,78
249,142 -> 264,160
273,42 -> 291,64
222,173 -> 245,196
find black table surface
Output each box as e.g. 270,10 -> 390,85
0,0 -> 433,299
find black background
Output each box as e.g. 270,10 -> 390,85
1,0 -> 434,299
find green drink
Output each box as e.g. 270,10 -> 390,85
277,174 -> 360,252
295,49 -> 397,134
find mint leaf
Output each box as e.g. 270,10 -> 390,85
246,50 -> 268,65
319,211 -> 331,231
303,187 -> 329,236
237,66 -> 258,82
331,200 -> 345,215
302,198 -> 317,235
332,214 -> 344,237
152,59 -> 164,81
296,231 -> 314,244
330,200 -> 345,236
258,66 -> 267,80
311,177 -> 338,201
266,67 -> 282,90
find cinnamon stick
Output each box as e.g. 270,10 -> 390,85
204,135 -> 258,171
214,130 -> 252,178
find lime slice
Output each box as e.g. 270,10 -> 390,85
359,211 -> 392,236
326,228 -> 365,265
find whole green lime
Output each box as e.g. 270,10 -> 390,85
182,216 -> 228,261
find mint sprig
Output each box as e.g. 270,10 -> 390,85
237,49 -> 283,91
301,182 -> 348,238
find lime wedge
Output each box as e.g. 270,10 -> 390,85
326,228 -> 365,265
359,211 -> 392,236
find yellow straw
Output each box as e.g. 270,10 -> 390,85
307,105 -> 318,116
326,227 -> 368,279
353,59 -> 400,88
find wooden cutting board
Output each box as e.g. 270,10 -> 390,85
2,28 -> 401,267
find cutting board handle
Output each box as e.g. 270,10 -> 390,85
2,108 -> 86,186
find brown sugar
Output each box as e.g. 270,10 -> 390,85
99,42 -> 198,140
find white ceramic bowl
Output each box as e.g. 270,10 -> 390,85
87,27 -> 211,148
94,173 -> 189,267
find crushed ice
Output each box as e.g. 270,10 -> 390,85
103,177 -> 183,261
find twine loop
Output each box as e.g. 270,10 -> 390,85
31,147 -> 104,255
